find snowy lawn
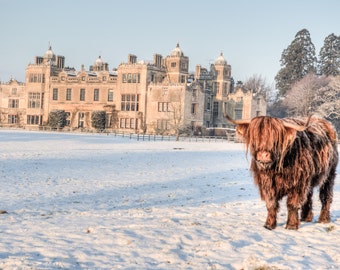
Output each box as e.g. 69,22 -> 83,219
0,130 -> 339,269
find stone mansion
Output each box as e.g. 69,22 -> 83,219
0,44 -> 266,135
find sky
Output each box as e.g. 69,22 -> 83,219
0,0 -> 339,86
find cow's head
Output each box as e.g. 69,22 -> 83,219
225,115 -> 311,171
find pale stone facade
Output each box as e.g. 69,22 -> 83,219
226,87 -> 267,120
0,79 -> 26,126
0,44 -> 267,135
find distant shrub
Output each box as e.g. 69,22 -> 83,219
48,110 -> 67,128
91,111 -> 106,130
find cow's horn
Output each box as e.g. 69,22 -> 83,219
282,114 -> 312,131
224,114 -> 251,125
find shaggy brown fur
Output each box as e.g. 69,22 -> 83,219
232,115 -> 338,230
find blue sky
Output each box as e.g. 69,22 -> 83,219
1,0 -> 339,86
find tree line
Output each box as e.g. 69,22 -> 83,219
242,29 -> 340,129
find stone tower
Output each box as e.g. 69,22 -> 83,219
164,43 -> 189,83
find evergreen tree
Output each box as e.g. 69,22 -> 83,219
91,111 -> 106,130
48,110 -> 67,128
319,33 -> 340,76
275,29 -> 317,96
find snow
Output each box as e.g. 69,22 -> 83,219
0,129 -> 340,269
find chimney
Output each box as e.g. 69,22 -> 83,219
128,54 -> 137,64
154,54 -> 163,68
195,65 -> 201,80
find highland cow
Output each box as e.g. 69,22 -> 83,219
226,115 -> 338,230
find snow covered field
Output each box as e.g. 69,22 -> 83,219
0,130 -> 340,270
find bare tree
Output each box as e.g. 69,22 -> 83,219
168,94 -> 184,141
165,89 -> 191,141
282,74 -> 330,117
104,105 -> 119,129
312,76 -> 340,123
70,107 -> 79,127
243,74 -> 273,100
138,112 -> 147,134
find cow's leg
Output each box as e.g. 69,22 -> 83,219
318,171 -> 335,223
301,188 -> 314,222
286,193 -> 300,230
264,199 -> 279,230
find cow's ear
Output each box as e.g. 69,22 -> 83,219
236,124 -> 249,137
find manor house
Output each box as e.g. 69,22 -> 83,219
0,44 -> 266,135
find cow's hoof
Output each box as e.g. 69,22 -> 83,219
318,218 -> 330,224
285,224 -> 298,230
264,224 -> 276,230
301,216 -> 313,222
301,212 -> 313,222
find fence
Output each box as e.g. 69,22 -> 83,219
111,132 -> 235,142
20,126 -> 237,143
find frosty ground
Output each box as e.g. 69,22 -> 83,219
0,130 -> 339,270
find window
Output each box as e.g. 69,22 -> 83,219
158,102 -> 169,112
171,62 -> 176,68
235,109 -> 243,120
11,88 -> 17,95
53,88 -> 58,100
28,92 -> 41,108
80,89 -> 85,101
213,102 -> 219,117
65,112 -> 71,126
41,93 -> 44,109
121,95 -> 126,111
82,76 -> 86,81
78,112 -> 85,128
121,94 -> 139,111
120,118 -> 138,129
28,74 -> 44,83
26,115 -> 41,125
214,82 -> 220,93
157,119 -> 169,130
94,89 -> 99,101
131,95 -> 135,111
66,88 -> 72,101
206,97 -> 211,111
181,62 -> 186,70
126,95 -> 130,111
125,118 -> 130,128
122,73 -> 140,83
108,89 -> 114,101
223,83 -> 228,95
8,99 -> 19,108
191,103 -> 198,115
8,115 -> 17,124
